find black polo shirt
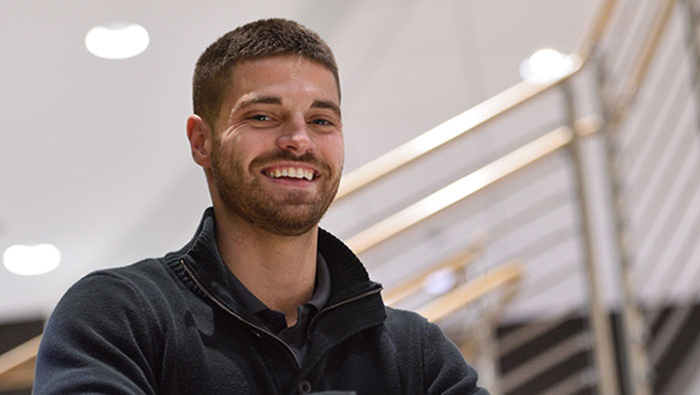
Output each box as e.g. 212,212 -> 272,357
224,253 -> 331,365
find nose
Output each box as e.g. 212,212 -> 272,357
277,114 -> 315,155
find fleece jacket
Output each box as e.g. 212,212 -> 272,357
34,208 -> 488,395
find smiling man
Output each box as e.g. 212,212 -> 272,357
34,19 -> 487,395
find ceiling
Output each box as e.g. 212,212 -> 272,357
0,0 -> 597,323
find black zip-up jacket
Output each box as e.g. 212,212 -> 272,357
35,209 -> 488,394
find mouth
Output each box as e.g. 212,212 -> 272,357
262,165 -> 318,182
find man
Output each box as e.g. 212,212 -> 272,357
35,18 -> 487,394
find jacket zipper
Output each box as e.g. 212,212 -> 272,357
180,259 -> 383,367
306,286 -> 384,340
179,259 -> 302,367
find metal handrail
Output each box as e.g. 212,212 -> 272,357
346,125 -> 577,254
334,0 -> 617,201
383,234 -> 487,306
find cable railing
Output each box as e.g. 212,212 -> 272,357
412,260 -> 524,394
498,308 -> 581,357
345,125 -> 578,255
339,0 -> 685,393
606,0 -> 678,125
342,113 -> 608,394
416,261 -> 523,323
595,0 -> 697,393
501,330 -> 592,394
539,366 -> 596,395
334,0 -> 617,202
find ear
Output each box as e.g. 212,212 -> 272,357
186,114 -> 213,168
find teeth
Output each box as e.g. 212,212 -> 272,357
266,167 -> 315,180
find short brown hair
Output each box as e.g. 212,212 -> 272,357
192,18 -> 340,128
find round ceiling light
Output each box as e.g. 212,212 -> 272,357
85,22 -> 150,60
3,243 -> 61,276
519,48 -> 574,84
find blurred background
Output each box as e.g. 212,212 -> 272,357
1,0 -> 699,394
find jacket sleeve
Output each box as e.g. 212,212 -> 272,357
421,319 -> 489,395
34,272 -> 160,395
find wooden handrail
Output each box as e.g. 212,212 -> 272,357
0,335 -> 41,391
334,0 -> 617,201
417,261 -> 523,323
383,233 -> 487,306
346,126 -> 575,254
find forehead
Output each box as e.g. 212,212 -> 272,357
226,55 -> 340,105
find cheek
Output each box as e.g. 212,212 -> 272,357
322,135 -> 344,169
217,133 -> 259,165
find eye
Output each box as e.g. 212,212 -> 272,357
310,118 -> 333,126
250,114 -> 272,122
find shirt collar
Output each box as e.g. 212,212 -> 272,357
225,252 -> 331,315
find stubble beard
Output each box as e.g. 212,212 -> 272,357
210,142 -> 340,237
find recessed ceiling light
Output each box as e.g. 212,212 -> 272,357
519,48 -> 574,84
85,22 -> 150,60
3,243 -> 61,276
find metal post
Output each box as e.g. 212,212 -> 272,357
462,312 -> 501,395
680,0 -> 700,133
560,80 -> 620,395
593,52 -> 653,395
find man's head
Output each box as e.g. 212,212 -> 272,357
187,19 -> 344,237
192,18 -> 340,130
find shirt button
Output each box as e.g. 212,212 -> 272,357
297,379 -> 312,394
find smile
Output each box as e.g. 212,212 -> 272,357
263,166 -> 316,181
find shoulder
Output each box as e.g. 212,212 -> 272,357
67,259 -> 161,295
73,256 -> 178,296
35,260 -> 172,394
385,306 -> 428,323
380,307 -> 431,360
382,307 -> 489,394
50,258 -> 179,329
40,258 -> 178,363
383,306 -> 434,337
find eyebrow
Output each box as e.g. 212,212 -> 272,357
239,96 -> 282,109
237,96 -> 341,118
311,99 -> 342,118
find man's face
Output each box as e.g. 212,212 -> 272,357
209,55 -> 344,236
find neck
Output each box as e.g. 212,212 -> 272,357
213,204 -> 318,327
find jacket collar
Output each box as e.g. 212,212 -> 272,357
172,208 -> 384,316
